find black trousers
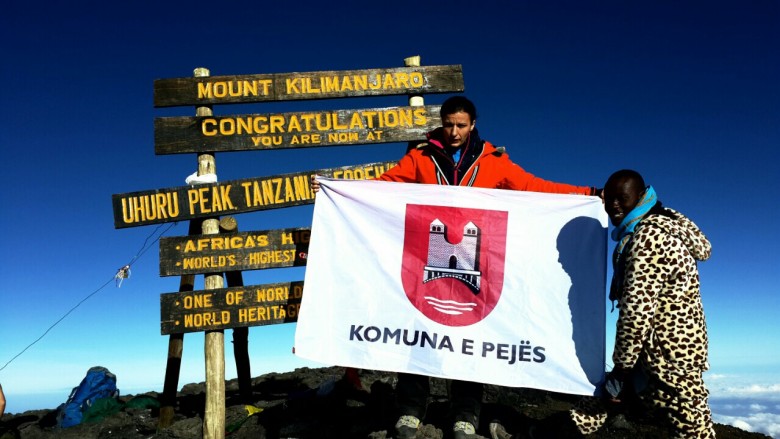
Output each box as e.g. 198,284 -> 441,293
396,372 -> 483,428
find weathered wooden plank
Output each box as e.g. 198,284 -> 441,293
159,227 -> 310,276
112,160 -> 396,229
160,281 -> 303,334
154,65 -> 464,107
155,105 -> 440,155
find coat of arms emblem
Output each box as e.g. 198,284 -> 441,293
402,204 -> 508,326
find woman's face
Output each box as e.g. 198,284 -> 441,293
441,111 -> 475,148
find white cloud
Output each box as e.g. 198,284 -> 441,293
707,369 -> 780,435
707,373 -> 729,380
725,384 -> 780,397
713,412 -> 780,438
708,374 -> 780,400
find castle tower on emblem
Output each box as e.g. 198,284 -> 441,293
423,219 -> 482,294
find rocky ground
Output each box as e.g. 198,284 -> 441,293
0,366 -> 770,439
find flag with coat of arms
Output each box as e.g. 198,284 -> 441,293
294,177 -> 607,396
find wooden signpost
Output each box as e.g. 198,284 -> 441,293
113,56 -> 463,439
160,281 -> 304,334
111,161 -> 397,228
154,105 -> 441,154
153,64 -> 463,107
159,227 -> 310,276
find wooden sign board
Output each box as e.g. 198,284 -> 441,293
155,105 -> 440,155
112,160 -> 396,229
159,227 -> 310,276
160,281 -> 303,334
154,65 -> 463,107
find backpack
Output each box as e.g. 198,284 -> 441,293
57,366 -> 119,428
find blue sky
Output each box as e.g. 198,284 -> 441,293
1,0 -> 778,435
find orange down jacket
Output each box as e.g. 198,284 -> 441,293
378,138 -> 594,195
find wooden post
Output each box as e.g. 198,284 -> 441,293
405,55 -> 425,154
158,218 -> 202,429
220,216 -> 252,402
405,55 -> 424,107
195,67 -> 226,439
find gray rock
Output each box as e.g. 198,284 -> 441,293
0,367 -> 770,439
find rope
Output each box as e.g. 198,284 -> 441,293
0,221 -> 179,372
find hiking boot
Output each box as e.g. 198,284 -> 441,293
394,415 -> 421,439
453,421 -> 488,439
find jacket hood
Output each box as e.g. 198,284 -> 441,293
644,209 -> 712,262
426,127 -> 445,149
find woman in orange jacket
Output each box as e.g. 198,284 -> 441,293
313,96 -> 599,439
377,97 -> 595,196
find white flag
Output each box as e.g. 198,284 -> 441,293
295,178 -> 607,396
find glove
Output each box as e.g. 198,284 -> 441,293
602,367 -> 630,401
603,371 -> 624,399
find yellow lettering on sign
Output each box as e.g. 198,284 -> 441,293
251,135 -> 282,147
288,115 -> 302,133
322,76 -> 339,92
331,113 -> 348,130
197,80 -> 272,100
289,134 -> 322,145
202,119 -> 217,136
182,255 -> 237,269
349,113 -> 365,129
282,72 -> 425,96
182,234 -> 269,253
286,303 -> 300,318
332,164 -> 392,180
186,185 -> 235,215
240,176 -> 311,208
238,306 -> 284,323
360,111 -> 377,128
247,249 -> 296,266
285,78 -> 300,94
304,78 -> 320,93
226,290 -> 244,305
183,294 -> 213,309
327,132 -> 359,143
120,192 -> 180,224
200,108 -> 429,139
261,179 -> 276,205
183,311 -> 231,328
294,175 -> 311,200
256,286 -> 294,302
297,231 -> 311,244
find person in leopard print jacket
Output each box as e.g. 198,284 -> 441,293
573,169 -> 715,438
490,169 -> 715,439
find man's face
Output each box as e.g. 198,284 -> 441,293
441,111 -> 475,148
604,177 -> 642,226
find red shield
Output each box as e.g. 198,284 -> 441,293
401,204 -> 508,326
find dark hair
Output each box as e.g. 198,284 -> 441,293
605,169 -> 645,190
440,96 -> 477,122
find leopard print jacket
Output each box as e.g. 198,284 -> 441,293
613,208 -> 712,377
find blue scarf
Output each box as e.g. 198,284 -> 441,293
609,186 -> 659,307
611,186 -> 657,252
